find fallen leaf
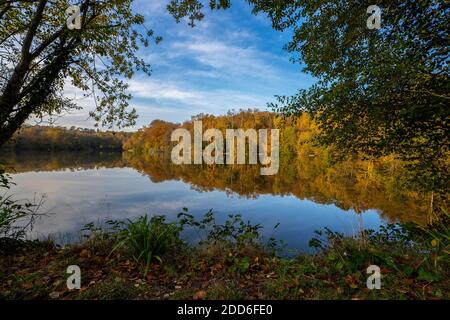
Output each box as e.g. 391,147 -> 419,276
22,282 -> 33,289
193,290 -> 207,300
79,249 -> 90,258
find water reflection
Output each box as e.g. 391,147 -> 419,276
0,151 -> 436,251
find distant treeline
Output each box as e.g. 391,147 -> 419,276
123,109 -> 448,196
123,109 -> 318,158
2,125 -> 130,151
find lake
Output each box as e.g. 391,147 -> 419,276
1,151 -> 429,252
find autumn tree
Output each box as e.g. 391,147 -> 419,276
0,0 -> 162,146
2,125 -> 125,151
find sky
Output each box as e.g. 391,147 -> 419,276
50,0 -> 316,130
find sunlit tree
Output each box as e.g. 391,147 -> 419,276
0,0 -> 161,146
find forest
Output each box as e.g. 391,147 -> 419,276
1,125 -> 129,152
124,110 -> 449,198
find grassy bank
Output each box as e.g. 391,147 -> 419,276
0,209 -> 449,300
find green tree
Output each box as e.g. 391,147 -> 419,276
264,1 -> 449,191
0,0 -> 161,146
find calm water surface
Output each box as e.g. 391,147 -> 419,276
2,151 -> 426,251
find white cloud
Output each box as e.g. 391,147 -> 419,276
134,0 -> 167,16
129,77 -> 268,109
127,78 -> 273,126
128,79 -> 200,101
170,37 -> 280,80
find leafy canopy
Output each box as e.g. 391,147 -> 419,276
0,0 -> 160,145
169,0 -> 450,192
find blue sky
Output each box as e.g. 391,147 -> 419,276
57,0 -> 315,130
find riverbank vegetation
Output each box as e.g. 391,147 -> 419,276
2,125 -> 129,152
0,207 -> 448,300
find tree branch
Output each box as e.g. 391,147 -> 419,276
21,0 -> 48,60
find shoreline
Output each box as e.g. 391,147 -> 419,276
1,213 -> 448,300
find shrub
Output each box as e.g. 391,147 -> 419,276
111,215 -> 182,276
177,208 -> 262,247
0,165 -> 45,239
